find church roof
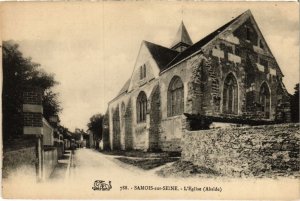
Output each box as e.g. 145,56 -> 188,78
165,11 -> 245,69
144,41 -> 179,71
116,79 -> 130,97
171,22 -> 193,48
111,42 -> 178,101
112,10 -> 283,102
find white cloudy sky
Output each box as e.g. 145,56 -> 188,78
2,2 -> 299,131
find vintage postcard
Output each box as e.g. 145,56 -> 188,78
1,1 -> 299,200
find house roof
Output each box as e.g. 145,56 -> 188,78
144,41 -> 179,72
170,21 -> 193,48
165,11 -> 245,69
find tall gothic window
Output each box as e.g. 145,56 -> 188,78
223,73 -> 238,114
140,64 -> 146,80
136,91 -> 147,123
168,76 -> 184,117
259,82 -> 271,119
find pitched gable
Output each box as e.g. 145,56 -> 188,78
128,41 -> 176,91
163,10 -> 284,77
165,12 -> 244,69
144,41 -> 179,72
220,10 -> 273,55
112,41 -> 178,99
219,10 -> 283,76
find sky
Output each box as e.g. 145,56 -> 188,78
1,2 -> 299,131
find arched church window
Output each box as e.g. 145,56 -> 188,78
140,64 -> 146,80
168,76 -> 184,117
136,91 -> 147,123
259,82 -> 271,119
223,73 -> 238,114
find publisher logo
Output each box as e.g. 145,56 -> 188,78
92,180 -> 112,191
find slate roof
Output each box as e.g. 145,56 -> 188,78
165,11 -> 245,69
144,41 -> 179,72
170,22 -> 193,48
112,10 -> 250,101
112,42 -> 178,100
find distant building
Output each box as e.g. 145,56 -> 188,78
74,128 -> 89,148
106,10 -> 290,152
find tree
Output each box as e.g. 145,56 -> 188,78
43,91 -> 62,121
87,113 -> 104,149
57,125 -> 70,138
290,83 -> 299,122
2,40 -> 61,140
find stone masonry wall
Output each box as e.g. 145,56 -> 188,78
182,123 -> 300,177
192,17 -> 291,121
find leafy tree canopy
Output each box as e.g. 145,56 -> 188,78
87,113 -> 104,141
2,40 -> 61,139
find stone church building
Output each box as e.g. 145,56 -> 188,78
106,10 -> 290,152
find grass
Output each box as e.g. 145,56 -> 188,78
115,157 -> 179,170
156,160 -> 220,178
101,150 -> 181,158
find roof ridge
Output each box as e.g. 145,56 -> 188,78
143,40 -> 179,71
164,10 -> 249,70
143,40 -> 178,52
